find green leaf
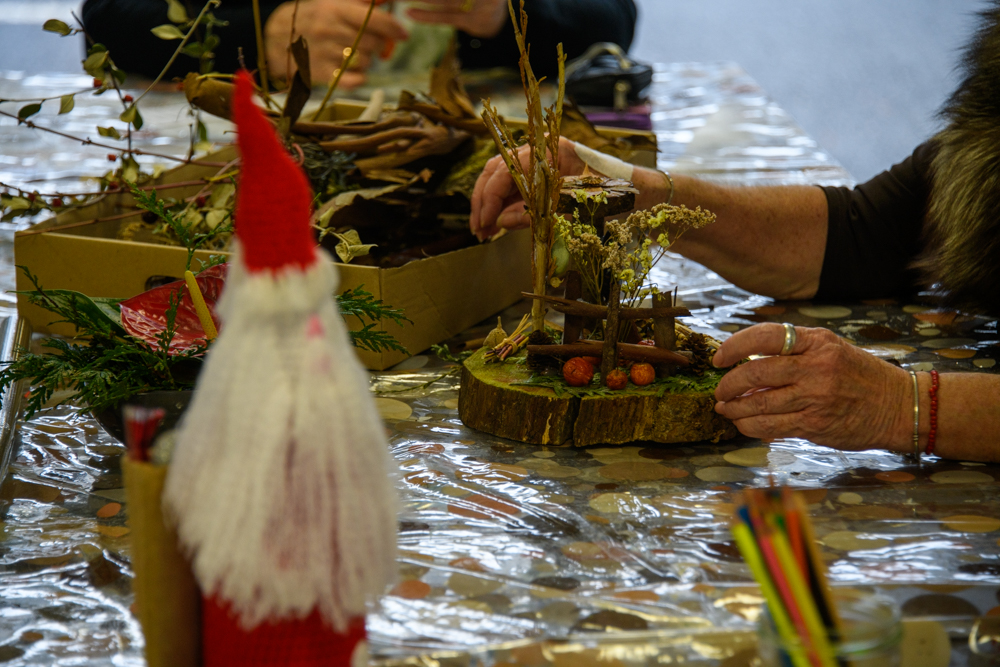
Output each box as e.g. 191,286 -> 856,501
58,94 -> 75,114
111,67 -> 127,84
83,50 -> 109,76
151,24 -> 185,40
88,43 -> 107,54
119,104 -> 142,129
17,103 -> 41,120
42,19 -> 72,36
166,0 -> 189,23
180,43 -> 205,57
7,197 -> 32,211
196,118 -> 208,143
97,126 -> 122,139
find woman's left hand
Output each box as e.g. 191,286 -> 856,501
712,323 -> 912,452
407,0 -> 509,39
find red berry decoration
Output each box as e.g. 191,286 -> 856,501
107,153 -> 118,162
123,94 -> 133,102
563,357 -> 595,387
92,78 -> 103,88
606,369 -> 628,390
630,362 -> 655,386
51,197 -> 63,207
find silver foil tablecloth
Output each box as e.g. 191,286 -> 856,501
2,64 -> 995,666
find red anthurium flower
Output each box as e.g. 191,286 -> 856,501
119,264 -> 227,354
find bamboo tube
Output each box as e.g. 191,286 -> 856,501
123,458 -> 201,667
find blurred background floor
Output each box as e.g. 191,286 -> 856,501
0,0 -> 989,181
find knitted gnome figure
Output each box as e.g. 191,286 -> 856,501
163,71 -> 397,666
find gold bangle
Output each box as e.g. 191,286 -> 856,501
660,169 -> 675,205
909,370 -> 921,462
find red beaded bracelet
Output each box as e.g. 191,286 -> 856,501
925,370 -> 939,456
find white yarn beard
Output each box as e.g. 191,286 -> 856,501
164,247 -> 398,632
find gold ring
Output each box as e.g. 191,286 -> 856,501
461,0 -> 474,11
779,323 -> 796,356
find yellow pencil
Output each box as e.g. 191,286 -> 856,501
768,520 -> 838,667
732,522 -> 813,667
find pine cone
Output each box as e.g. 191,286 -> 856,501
679,331 -> 712,375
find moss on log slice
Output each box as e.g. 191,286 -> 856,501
459,350 -> 738,447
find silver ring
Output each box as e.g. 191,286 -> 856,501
779,323 -> 796,356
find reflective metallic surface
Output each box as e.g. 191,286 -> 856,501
0,64 -> 996,665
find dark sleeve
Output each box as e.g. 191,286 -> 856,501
81,0 -> 284,80
815,141 -> 937,301
456,0 -> 637,78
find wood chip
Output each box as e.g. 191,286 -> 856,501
374,398 -> 412,420
588,492 -> 651,515
838,506 -> 906,521
448,494 -> 521,519
914,310 -> 958,325
941,515 -> 1000,533
612,590 -> 659,603
599,462 -> 675,481
390,579 -> 431,599
931,470 -> 994,484
96,502 -> 121,518
456,463 -> 529,483
695,466 -> 754,483
922,337 -> 977,349
753,305 -> 786,316
875,471 -> 915,483
95,525 -> 130,538
837,492 -> 863,505
448,572 -> 503,597
798,306 -> 852,319
974,359 -> 997,369
723,447 -> 771,467
820,530 -> 891,551
936,348 -> 976,359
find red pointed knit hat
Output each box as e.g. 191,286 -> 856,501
231,70 -> 317,273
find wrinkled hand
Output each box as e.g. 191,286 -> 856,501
712,323 -> 911,452
470,137 -> 585,241
265,0 -> 409,88
407,0 -> 508,39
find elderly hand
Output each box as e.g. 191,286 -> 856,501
470,137 -> 585,240
712,323 -> 913,453
407,0 -> 509,39
265,0 -> 409,88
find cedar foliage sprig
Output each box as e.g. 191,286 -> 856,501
338,286 -> 411,354
1,267 -> 205,419
0,269 -> 410,418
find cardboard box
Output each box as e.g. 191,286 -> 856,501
15,104 -> 654,369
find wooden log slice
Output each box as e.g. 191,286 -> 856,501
459,350 -> 738,447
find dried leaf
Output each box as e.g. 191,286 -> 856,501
58,94 -> 75,114
17,103 -> 41,120
281,36 -> 312,125
42,19 -> 72,36
204,209 -> 228,229
151,24 -> 185,40
166,0 -> 189,23
333,230 -> 377,263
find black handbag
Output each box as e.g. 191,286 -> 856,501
565,43 -> 653,110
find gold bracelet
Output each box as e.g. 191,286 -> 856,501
909,370 -> 921,462
660,169 -> 675,205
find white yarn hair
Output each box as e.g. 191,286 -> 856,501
163,245 -> 398,631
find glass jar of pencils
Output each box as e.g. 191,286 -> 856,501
757,589 -> 902,667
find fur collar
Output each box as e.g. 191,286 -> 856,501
916,2 -> 1000,314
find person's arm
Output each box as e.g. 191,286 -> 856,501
632,169 -> 828,300
82,0 -> 285,79
712,323 -> 1000,463
409,0 -> 637,77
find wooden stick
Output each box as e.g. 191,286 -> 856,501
600,278 -> 621,383
522,292 -> 690,320
527,341 -> 691,366
291,113 -> 422,136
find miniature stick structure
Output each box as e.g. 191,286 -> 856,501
522,292 -> 690,321
562,271 -> 583,344
527,341 -> 691,366
652,292 -> 676,377
481,0 -> 566,336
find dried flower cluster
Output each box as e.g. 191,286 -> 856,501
557,199 -> 717,310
